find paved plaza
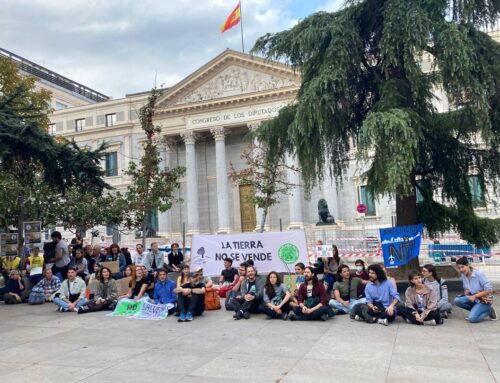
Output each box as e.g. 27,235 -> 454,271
1,291 -> 499,383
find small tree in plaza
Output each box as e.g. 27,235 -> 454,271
252,1 -> 500,261
0,56 -> 110,253
124,87 -> 186,247
229,141 -> 298,233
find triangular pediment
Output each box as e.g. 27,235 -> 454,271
156,49 -> 300,109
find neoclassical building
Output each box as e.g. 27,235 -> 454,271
45,48 -> 499,245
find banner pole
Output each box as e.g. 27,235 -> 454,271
239,0 -> 245,53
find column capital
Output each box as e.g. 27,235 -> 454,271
210,127 -> 226,141
161,136 -> 178,152
248,121 -> 262,132
180,130 -> 197,145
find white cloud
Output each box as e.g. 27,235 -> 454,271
0,0 -> 310,98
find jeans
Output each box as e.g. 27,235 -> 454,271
454,295 -> 492,323
398,306 -> 441,324
54,297 -> 89,311
292,305 -> 330,321
259,302 -> 290,319
329,298 -> 367,314
350,302 -> 396,323
177,293 -> 205,316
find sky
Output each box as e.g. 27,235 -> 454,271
1,0 -> 342,99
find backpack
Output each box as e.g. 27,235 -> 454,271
204,287 -> 221,310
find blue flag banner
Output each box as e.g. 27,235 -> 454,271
379,224 -> 423,267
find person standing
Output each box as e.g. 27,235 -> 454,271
53,267 -> 88,312
399,271 -> 441,325
454,257 -> 497,323
289,266 -> 331,321
51,231 -> 71,281
351,264 -> 400,326
167,243 -> 183,272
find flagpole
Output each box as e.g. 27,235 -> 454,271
239,0 -> 245,53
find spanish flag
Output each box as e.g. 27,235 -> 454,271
220,2 -> 241,33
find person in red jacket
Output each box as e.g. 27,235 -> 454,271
289,266 -> 331,321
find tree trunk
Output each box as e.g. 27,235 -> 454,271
395,183 -> 420,272
142,213 -> 148,248
17,193 -> 26,258
259,208 -> 268,233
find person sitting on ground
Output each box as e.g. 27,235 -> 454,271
100,247 -> 108,258
167,243 -> 184,272
25,246 -> 45,286
289,262 -> 306,310
30,268 -> 61,302
351,259 -> 369,298
1,255 -> 22,280
137,265 -> 155,298
398,271 -> 441,326
229,265 -> 264,320
83,244 -> 93,263
143,242 -> 166,276
218,258 -> 239,297
154,268 -> 177,313
194,266 -> 213,288
70,248 -> 89,280
105,243 -> 126,279
422,264 -> 452,318
454,257 -> 497,323
3,270 -> 25,304
118,266 -> 148,301
175,272 -> 206,322
289,266 -> 331,321
323,245 -> 343,293
231,262 -> 248,292
329,264 -> 366,314
133,243 -> 147,267
78,266 -> 118,314
87,245 -> 104,282
177,264 -> 190,287
53,267 -> 89,312
123,265 -> 134,279
121,247 -> 133,266
350,264 -> 400,326
259,271 -> 291,320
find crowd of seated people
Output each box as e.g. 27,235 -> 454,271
1,237 -> 497,326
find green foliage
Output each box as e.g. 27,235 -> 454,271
252,0 -> 500,246
124,87 -> 186,240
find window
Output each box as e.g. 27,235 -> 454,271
48,123 -> 56,135
105,152 -> 118,177
468,175 -> 486,208
75,118 -> 85,132
358,185 -> 376,216
55,101 -> 68,110
105,113 -> 117,127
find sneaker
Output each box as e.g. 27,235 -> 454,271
378,318 -> 389,326
490,307 -> 498,321
405,319 -> 412,324
441,311 -> 448,319
178,312 -> 186,322
288,314 -> 300,321
243,311 -> 250,320
185,312 -> 193,322
465,316 -> 470,321
320,314 -> 329,321
353,314 -> 363,322
423,319 -> 436,326
281,312 -> 288,321
234,311 -> 243,320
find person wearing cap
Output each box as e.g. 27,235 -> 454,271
175,271 -> 206,322
53,267 -> 88,312
454,257 -> 497,322
228,265 -> 265,320
194,266 -> 213,288
3,270 -> 25,304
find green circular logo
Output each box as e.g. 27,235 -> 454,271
278,243 -> 300,264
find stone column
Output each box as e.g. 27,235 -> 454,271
158,138 -> 175,236
181,131 -> 200,234
248,121 -> 269,232
286,153 -> 304,229
211,127 -> 231,233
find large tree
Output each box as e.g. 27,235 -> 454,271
0,56 -> 110,252
252,1 -> 500,253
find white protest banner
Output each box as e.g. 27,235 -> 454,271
191,231 -> 308,276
